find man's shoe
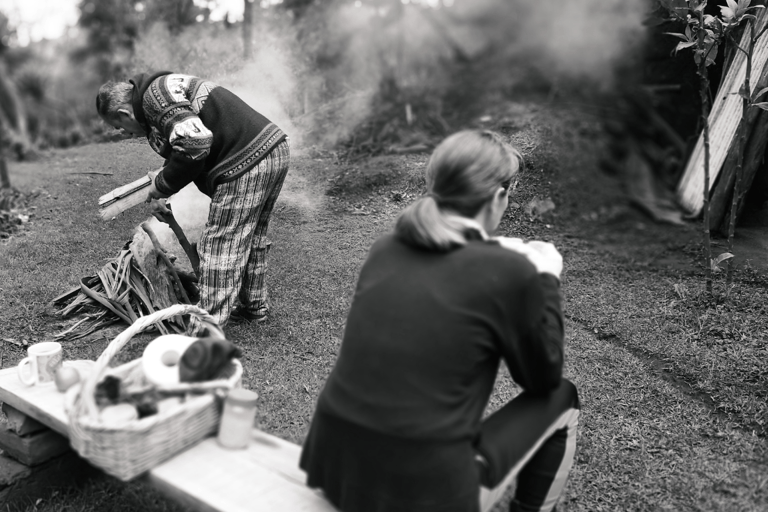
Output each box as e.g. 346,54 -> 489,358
228,308 -> 268,325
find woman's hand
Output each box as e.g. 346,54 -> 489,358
145,169 -> 170,203
525,241 -> 563,279
494,237 -> 563,279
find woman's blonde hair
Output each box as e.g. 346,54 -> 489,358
395,130 -> 522,251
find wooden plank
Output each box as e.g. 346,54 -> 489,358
98,175 -> 151,206
2,403 -> 47,436
708,56 -> 768,229
99,175 -> 152,220
149,435 -> 337,512
0,366 -> 336,511
0,368 -> 69,437
676,10 -> 768,215
0,427 -> 70,466
100,191 -> 151,220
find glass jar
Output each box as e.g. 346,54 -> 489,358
217,388 -> 259,449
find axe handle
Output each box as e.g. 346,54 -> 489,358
161,206 -> 200,278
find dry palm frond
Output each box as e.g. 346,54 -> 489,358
51,230 -> 197,341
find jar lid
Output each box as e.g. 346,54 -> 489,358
227,388 -> 259,407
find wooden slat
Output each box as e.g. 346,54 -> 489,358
676,11 -> 768,215
99,175 -> 152,220
98,175 -> 152,207
0,367 -> 69,436
0,366 -> 336,511
149,435 -> 337,512
99,191 -> 152,220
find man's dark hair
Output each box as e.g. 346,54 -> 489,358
96,81 -> 133,119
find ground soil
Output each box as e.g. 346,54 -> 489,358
729,205 -> 768,272
1,100 -> 766,511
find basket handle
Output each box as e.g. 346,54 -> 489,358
75,304 -> 219,421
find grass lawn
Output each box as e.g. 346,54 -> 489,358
0,103 -> 766,511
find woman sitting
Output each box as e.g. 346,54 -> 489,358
300,130 -> 580,512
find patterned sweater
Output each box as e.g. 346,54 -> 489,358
129,71 -> 287,197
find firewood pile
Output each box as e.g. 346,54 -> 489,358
51,221 -> 199,341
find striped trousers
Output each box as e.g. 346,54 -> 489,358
478,379 -> 580,512
187,139 -> 290,336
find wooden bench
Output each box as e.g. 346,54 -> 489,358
0,367 -> 337,511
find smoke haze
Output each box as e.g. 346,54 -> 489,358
130,0 -> 647,151
125,0 -> 648,243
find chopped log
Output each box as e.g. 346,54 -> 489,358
130,229 -> 179,311
99,175 -> 152,220
140,222 -> 191,305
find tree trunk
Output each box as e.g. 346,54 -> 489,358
243,0 -> 254,60
697,11 -> 713,296
0,62 -> 32,157
0,120 -> 9,189
0,155 -> 9,189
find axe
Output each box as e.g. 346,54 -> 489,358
150,200 -> 200,278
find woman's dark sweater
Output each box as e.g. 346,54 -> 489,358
317,233 -> 564,441
301,233 -> 564,511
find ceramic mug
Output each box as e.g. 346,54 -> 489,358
17,341 -> 63,386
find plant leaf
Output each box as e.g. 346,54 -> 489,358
754,87 -> 768,101
721,4 -> 736,23
675,40 -> 698,53
752,102 -> 768,110
711,252 -> 735,271
694,0 -> 708,13
665,31 -> 693,42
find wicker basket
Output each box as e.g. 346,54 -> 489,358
66,304 -> 242,481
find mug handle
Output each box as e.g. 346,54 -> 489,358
17,357 -> 36,386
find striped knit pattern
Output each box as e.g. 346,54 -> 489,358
142,74 -> 216,162
206,123 -> 286,190
186,139 -> 290,336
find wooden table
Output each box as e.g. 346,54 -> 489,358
0,366 -> 336,512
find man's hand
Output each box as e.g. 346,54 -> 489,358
145,169 -> 170,203
149,198 -> 171,223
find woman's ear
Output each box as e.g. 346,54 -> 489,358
493,186 -> 508,207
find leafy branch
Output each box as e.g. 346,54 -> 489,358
661,0 -> 766,296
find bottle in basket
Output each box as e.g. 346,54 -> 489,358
218,388 -> 258,449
